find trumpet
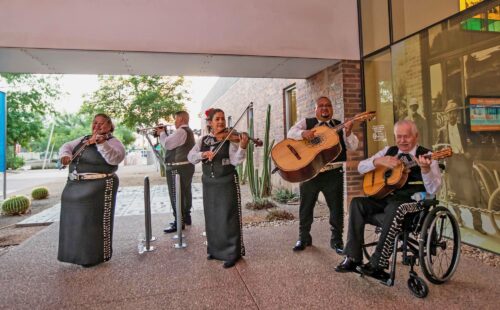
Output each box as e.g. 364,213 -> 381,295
135,124 -> 175,133
136,124 -> 174,135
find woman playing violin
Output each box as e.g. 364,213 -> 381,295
58,113 -> 125,267
188,108 -> 247,268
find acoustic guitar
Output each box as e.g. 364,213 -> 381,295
271,111 -> 376,183
362,147 -> 452,199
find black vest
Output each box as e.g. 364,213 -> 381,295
200,136 -> 236,178
305,118 -> 347,162
385,145 -> 429,195
165,127 -> 195,164
69,135 -> 118,174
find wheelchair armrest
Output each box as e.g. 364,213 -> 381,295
419,199 -> 439,208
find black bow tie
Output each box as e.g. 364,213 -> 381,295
318,121 -> 328,127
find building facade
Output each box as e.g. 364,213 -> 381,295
202,0 -> 500,254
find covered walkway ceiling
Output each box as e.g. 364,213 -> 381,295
0,0 -> 357,78
0,47 -> 338,78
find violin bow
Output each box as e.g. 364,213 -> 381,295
210,102 -> 254,159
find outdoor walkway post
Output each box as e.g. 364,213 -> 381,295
139,176 -> 156,253
173,173 -> 187,248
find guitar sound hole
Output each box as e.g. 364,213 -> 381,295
307,136 -> 323,147
384,170 -> 392,179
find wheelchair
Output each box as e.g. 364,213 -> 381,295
362,199 -> 461,298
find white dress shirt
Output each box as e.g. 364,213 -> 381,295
358,145 -> 442,195
188,135 -> 246,167
59,136 -> 126,166
159,124 -> 188,150
287,118 -> 359,151
447,123 -> 464,154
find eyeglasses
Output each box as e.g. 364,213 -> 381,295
317,105 -> 332,109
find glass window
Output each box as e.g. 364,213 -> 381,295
391,0 -> 489,41
363,0 -> 500,252
361,0 -> 390,55
391,34 -> 431,148
284,85 -> 297,134
364,50 -> 394,155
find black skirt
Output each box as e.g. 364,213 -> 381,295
202,172 -> 244,261
58,175 -> 119,266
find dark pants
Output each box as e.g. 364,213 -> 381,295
343,195 -> 412,267
166,164 -> 195,223
298,168 -> 344,244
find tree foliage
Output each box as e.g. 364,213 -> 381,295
0,73 -> 61,154
81,75 -> 188,129
30,113 -> 136,153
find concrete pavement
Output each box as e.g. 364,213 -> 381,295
0,211 -> 498,309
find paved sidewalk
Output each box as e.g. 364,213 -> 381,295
0,212 -> 498,309
17,184 -> 204,226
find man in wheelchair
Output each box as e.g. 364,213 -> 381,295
335,120 -> 442,281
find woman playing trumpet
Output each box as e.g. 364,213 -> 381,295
58,113 -> 125,267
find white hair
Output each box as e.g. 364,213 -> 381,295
394,120 -> 418,136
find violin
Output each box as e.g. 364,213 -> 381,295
214,127 -> 263,147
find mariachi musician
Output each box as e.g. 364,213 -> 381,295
336,120 -> 442,280
288,96 -> 359,253
58,113 -> 125,267
156,111 -> 196,233
188,108 -> 248,269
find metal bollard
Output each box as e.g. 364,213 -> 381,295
140,176 -> 156,253
173,173 -> 187,248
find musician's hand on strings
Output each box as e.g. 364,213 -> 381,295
344,120 -> 354,137
239,132 -> 249,149
60,156 -> 72,166
87,132 -> 98,145
202,151 -> 215,161
374,156 -> 400,169
416,155 -> 432,174
301,130 -> 315,141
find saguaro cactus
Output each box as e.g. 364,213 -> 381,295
246,104 -> 274,201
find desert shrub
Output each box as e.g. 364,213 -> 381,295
245,198 -> 277,210
272,188 -> 298,204
265,209 -> 295,221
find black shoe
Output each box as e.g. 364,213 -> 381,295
330,240 -> 344,255
207,254 -> 215,260
335,257 -> 361,273
356,263 -> 390,281
292,240 -> 312,252
184,215 -> 192,226
163,223 -> 185,233
223,260 -> 237,268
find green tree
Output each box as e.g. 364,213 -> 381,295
0,73 -> 61,167
81,75 -> 188,129
30,113 -> 136,153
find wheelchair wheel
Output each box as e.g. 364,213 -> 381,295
362,225 -> 381,260
407,276 -> 429,298
419,206 -> 461,284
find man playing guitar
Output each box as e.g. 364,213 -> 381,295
288,96 -> 359,253
336,120 -> 442,280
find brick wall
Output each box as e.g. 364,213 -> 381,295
208,60 -> 364,205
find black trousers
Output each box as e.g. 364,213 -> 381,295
166,164 -> 195,223
298,168 -> 344,244
343,195 -> 412,267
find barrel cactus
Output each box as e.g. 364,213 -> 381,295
31,187 -> 49,200
1,195 -> 31,215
